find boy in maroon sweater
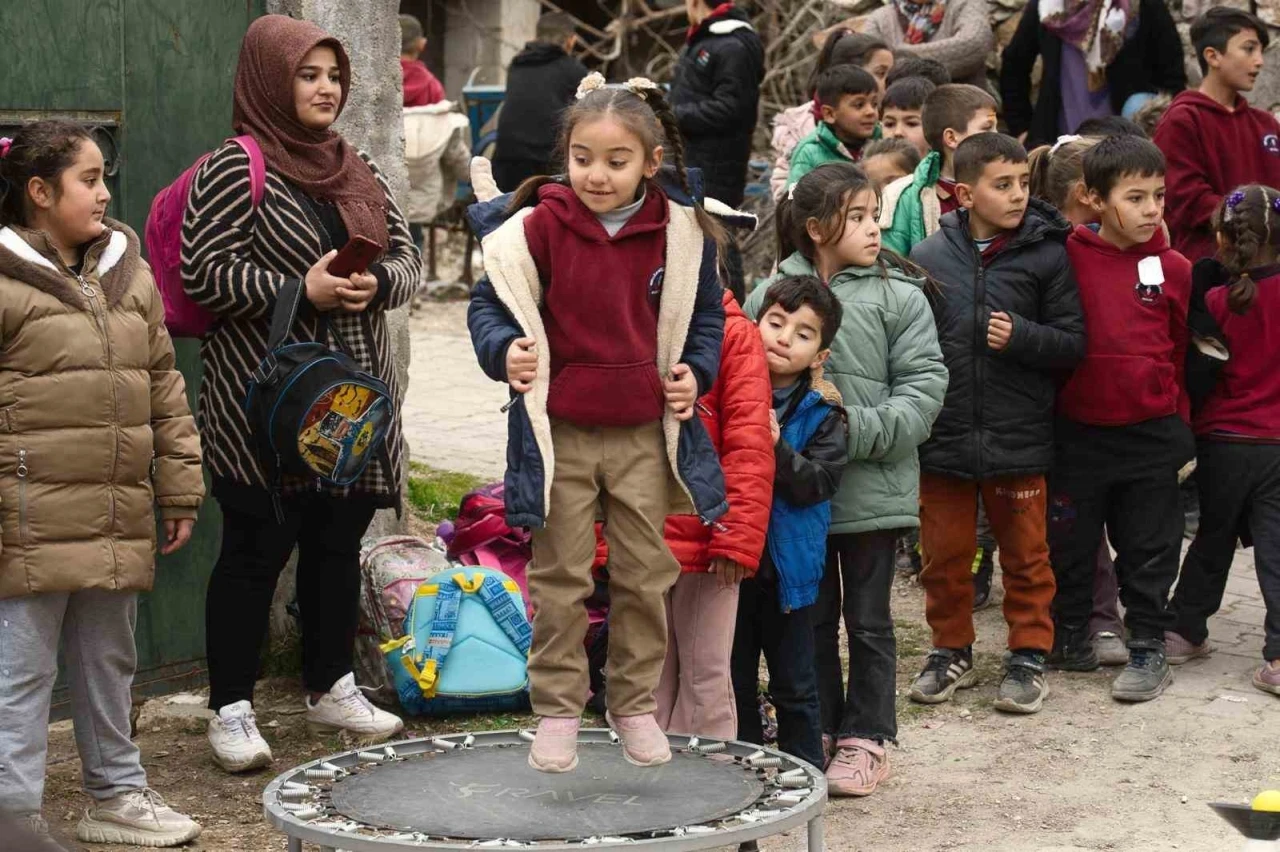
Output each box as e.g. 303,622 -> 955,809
1049,136 -> 1195,703
1154,7 -> 1280,263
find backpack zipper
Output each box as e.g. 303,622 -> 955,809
17,449 -> 28,545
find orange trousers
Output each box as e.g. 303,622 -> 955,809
919,473 -> 1056,653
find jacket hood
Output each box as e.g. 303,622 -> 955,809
467,165 -> 729,239
723,287 -> 747,320
1167,89 -> 1250,118
1069,221 -> 1173,257
0,217 -> 140,308
533,182 -> 669,243
940,197 -> 1070,252
777,250 -> 928,292
512,41 -> 570,66
691,5 -> 755,43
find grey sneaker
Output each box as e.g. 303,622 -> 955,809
994,652 -> 1049,714
76,787 -> 202,847
909,648 -> 977,704
1111,639 -> 1173,703
1092,631 -> 1130,667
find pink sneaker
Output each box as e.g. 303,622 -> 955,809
528,717 -> 580,773
1164,631 -> 1212,665
606,712 -> 671,767
1253,660 -> 1280,696
826,737 -> 890,797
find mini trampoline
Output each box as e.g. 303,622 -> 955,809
263,729 -> 827,851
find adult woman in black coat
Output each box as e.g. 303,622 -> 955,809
1001,0 -> 1186,148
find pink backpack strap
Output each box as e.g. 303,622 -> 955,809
228,135 -> 266,207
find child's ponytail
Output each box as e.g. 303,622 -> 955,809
1214,184 -> 1280,315
642,85 -> 726,248
1027,135 -> 1098,210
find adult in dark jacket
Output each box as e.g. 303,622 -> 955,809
914,198 -> 1086,480
1001,0 -> 1186,149
492,13 -> 588,192
670,1 -> 764,208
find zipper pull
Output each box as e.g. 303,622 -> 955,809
17,449 -> 27,478
76,274 -> 94,297
150,451 -> 157,478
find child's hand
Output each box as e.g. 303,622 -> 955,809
710,556 -> 747,588
769,410 -> 781,444
664,364 -> 697,421
161,518 -> 195,555
987,311 -> 1013,351
506,338 -> 537,393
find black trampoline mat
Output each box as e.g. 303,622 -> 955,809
327,744 -> 766,840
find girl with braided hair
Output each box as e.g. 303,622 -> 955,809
1167,184 -> 1280,698
468,73 -> 728,771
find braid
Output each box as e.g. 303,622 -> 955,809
641,86 -> 726,247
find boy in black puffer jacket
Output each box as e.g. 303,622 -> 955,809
909,133 -> 1086,715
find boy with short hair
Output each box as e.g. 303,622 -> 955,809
885,55 -> 952,89
909,133 -> 1086,715
1049,135 -> 1193,703
862,138 -> 921,191
787,66 -> 882,187
880,76 -> 936,157
399,14 -> 445,107
730,275 -> 846,774
880,83 -> 998,256
1154,6 -> 1280,262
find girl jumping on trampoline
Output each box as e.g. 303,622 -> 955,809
468,72 -> 728,772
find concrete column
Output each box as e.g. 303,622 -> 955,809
442,0 -> 538,93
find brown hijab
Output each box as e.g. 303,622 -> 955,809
232,15 -> 389,251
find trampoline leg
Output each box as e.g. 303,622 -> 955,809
807,814 -> 825,851
287,838 -> 301,852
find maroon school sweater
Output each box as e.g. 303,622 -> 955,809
1058,225 -> 1191,426
524,182 -> 670,427
1196,268 -> 1280,439
1154,90 -> 1280,263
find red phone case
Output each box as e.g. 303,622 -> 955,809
328,236 -> 380,278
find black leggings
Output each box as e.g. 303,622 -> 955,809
205,486 -> 377,709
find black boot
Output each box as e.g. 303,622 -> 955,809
972,548 -> 994,611
1049,622 -> 1100,671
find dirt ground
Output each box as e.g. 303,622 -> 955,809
39,561 -> 1279,852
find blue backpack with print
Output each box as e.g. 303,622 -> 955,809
382,567 -> 532,716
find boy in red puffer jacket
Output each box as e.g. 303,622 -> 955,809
1049,135 -> 1195,704
600,286 -> 775,739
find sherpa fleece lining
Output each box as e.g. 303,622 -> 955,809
479,201 -> 707,521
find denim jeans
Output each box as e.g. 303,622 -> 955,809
814,530 -> 900,744
730,576 -> 823,768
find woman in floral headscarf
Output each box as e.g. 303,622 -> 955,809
822,0 -> 994,88
1001,0 -> 1187,148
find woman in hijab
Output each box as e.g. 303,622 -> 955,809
181,15 -> 420,774
820,0 -> 994,89
1001,0 -> 1187,148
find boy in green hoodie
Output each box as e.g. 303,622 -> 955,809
787,66 -> 882,189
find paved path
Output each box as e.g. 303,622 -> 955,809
403,302 -> 1279,851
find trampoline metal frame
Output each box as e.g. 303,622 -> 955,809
263,730 -> 827,851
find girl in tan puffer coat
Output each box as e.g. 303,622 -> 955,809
0,120 -> 204,848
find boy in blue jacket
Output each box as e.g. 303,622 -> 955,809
730,276 -> 847,774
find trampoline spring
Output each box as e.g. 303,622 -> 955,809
742,750 -> 766,764
747,756 -> 782,768
431,737 -> 459,750
776,775 -> 809,788
281,781 -> 313,793
462,733 -> 476,748
303,769 -> 338,781
319,761 -> 346,775
277,788 -> 314,801
608,730 -> 621,745
357,751 -> 386,763
289,806 -> 322,820
672,825 -> 718,835
384,746 -> 398,760
581,836 -> 632,845
775,793 -> 806,805
778,767 -> 807,779
518,729 -> 536,742
279,801 -> 313,812
694,741 -> 726,754
685,736 -> 699,750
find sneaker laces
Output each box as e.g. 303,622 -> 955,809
335,684 -> 377,718
121,788 -> 167,820
223,709 -> 261,743
923,650 -> 961,676
1005,663 -> 1038,685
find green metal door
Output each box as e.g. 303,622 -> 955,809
0,0 -> 265,705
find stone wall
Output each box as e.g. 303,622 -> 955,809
442,0 -> 540,92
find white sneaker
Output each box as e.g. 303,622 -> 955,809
76,788 -> 202,847
208,700 -> 273,773
305,672 -> 404,740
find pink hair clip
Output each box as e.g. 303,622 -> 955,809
0,137 -> 12,158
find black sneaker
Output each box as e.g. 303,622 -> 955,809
1112,639 -> 1173,702
1049,622 -> 1100,671
972,548 -> 994,611
994,651 -> 1049,714
909,647 -> 977,704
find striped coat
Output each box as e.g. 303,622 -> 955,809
181,142 -> 420,502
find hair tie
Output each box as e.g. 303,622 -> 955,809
575,72 -> 607,101
787,183 -> 796,201
0,137 -> 11,158
1049,134 -> 1082,157
623,77 -> 661,100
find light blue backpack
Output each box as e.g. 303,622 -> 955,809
382,567 -> 532,715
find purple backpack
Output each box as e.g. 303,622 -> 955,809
145,136 -> 266,338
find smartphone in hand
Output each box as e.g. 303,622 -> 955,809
327,235 -> 381,278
